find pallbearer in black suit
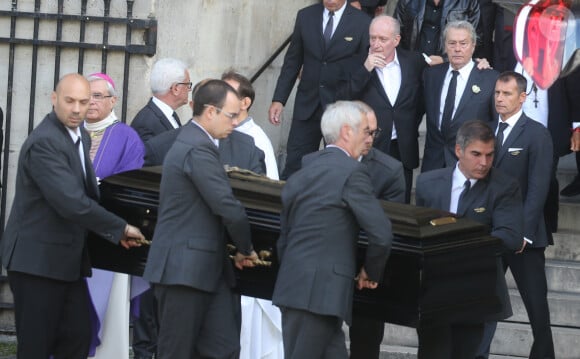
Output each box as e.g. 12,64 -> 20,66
268,0 -> 371,179
415,120 -> 523,359
0,74 -> 145,359
272,101 -> 392,358
422,21 -> 498,172
143,80 -> 258,359
478,71 -> 555,359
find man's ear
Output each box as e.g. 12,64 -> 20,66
455,143 -> 462,158
240,96 -> 251,111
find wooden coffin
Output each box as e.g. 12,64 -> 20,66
89,166 -> 503,328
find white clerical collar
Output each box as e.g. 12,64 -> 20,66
84,110 -> 118,132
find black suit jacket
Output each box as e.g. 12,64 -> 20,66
272,3 -> 371,121
493,114 -> 553,247
362,148 -> 406,203
143,123 -> 253,291
416,166 -> 523,320
131,98 -> 180,142
422,64 -> 499,171
546,68 -> 580,157
144,126 -> 266,175
272,147 -> 392,324
345,48 -> 426,169
1,111 -> 126,281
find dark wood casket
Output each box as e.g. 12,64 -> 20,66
89,167 -> 503,328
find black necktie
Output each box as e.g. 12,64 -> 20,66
496,121 -> 509,151
441,70 -> 459,135
173,111 -> 182,127
323,11 -> 334,47
457,179 -> 471,214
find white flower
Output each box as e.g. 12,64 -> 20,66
472,85 -> 481,94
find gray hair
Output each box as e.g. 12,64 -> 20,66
443,20 -> 477,44
456,120 -> 495,151
321,101 -> 364,144
150,58 -> 188,95
370,15 -> 401,36
86,75 -> 117,97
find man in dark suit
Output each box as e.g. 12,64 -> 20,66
349,0 -> 387,17
345,15 -> 427,202
130,57 -> 191,359
272,101 -> 393,358
422,20 -> 499,172
415,120 -> 523,359
131,58 -> 191,142
478,71 -> 555,359
268,0 -> 371,179
144,126 -> 266,174
143,80 -> 258,359
349,104 -> 405,359
0,74 -> 144,358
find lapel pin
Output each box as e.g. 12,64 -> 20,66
474,207 -> 486,213
344,37 -> 353,42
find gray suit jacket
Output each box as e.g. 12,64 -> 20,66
422,64 -> 499,172
416,166 -> 523,320
493,114 -> 553,247
1,111 -> 126,281
362,148 -> 406,203
144,126 -> 266,175
143,122 -> 254,292
272,147 -> 392,324
131,98 -> 180,142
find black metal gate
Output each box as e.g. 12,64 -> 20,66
0,0 -> 157,230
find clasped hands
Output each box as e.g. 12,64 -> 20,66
233,250 -> 259,270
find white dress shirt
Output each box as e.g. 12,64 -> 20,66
152,96 -> 180,129
67,127 -> 86,177
322,1 -> 347,37
496,109 -> 523,146
235,117 -> 279,180
439,60 -> 475,129
376,51 -> 402,140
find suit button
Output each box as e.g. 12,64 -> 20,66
320,85 -> 325,88
323,62 -> 327,65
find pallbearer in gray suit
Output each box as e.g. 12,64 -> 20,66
143,80 -> 258,359
272,101 -> 393,359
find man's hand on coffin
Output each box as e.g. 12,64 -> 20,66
119,224 -> 146,249
356,267 -> 378,290
234,250 -> 259,270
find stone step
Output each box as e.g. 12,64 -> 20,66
376,345 -> 526,359
547,230 -> 580,261
505,260 -> 580,294
508,288 -> 580,327
558,199 -> 580,232
490,321 -> 580,359
381,322 -> 580,359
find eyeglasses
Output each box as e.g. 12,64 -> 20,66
203,104 -> 239,120
91,93 -> 113,101
176,82 -> 193,90
365,127 -> 382,139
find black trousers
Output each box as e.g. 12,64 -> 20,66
8,271 -> 91,359
281,106 -> 324,180
281,307 -> 348,359
154,281 -> 241,359
389,139 -> 413,203
417,321 -> 484,359
349,314 -> 384,359
132,287 -> 158,358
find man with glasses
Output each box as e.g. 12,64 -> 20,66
143,80 -> 258,359
131,58 -> 191,143
129,57 -> 191,359
422,21 -> 499,173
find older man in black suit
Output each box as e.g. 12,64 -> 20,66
143,80 -> 258,359
0,74 -> 144,358
268,0 -> 371,179
422,20 -> 498,172
272,101 -> 392,358
131,58 -> 191,142
416,120 -> 523,359
478,71 -> 555,359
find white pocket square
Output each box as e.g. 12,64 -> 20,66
508,148 -> 523,152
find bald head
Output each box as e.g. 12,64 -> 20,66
51,73 -> 90,129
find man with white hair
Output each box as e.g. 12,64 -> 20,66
272,100 -> 393,358
130,57 -> 191,359
131,57 -> 191,143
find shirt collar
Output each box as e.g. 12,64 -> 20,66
66,126 -> 82,142
500,108 -> 523,127
191,119 -> 219,147
325,1 -> 346,18
453,163 -> 477,188
448,60 -> 474,79
151,96 -> 175,121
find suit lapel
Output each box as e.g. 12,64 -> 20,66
453,67 -> 479,120
148,99 -> 175,132
81,129 -> 100,200
495,114 -> 526,166
457,179 -> 484,216
371,71 -> 391,107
